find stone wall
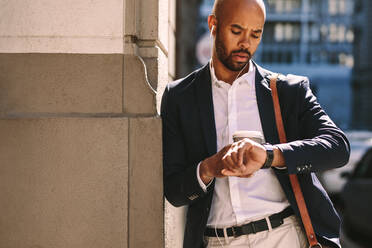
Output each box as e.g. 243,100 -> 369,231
0,0 -> 171,247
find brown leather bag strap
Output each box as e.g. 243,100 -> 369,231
269,75 -> 322,248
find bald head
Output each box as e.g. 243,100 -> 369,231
208,0 -> 266,77
212,0 -> 266,21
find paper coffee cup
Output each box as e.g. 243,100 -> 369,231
232,131 -> 264,144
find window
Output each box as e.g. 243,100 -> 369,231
274,23 -> 300,42
345,55 -> 354,67
310,24 -> 320,42
275,23 -> 284,41
276,0 -> 285,12
267,0 -> 301,13
284,23 -> 293,41
339,0 -> 346,14
325,24 -> 349,43
320,25 -> 328,41
338,25 -> 346,42
346,29 -> 354,43
329,0 -> 337,15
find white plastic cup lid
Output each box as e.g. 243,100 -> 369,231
232,130 -> 264,142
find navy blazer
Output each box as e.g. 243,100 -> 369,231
161,62 -> 350,248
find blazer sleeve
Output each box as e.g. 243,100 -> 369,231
161,86 -> 211,207
275,77 -> 350,174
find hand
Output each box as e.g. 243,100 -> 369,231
221,138 -> 267,178
199,145 -> 232,184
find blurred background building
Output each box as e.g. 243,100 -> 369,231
351,0 -> 372,129
258,0 -> 354,130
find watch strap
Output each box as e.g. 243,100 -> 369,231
262,143 -> 274,169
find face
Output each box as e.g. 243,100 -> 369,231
211,0 -> 265,71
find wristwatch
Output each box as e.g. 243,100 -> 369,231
261,143 -> 274,169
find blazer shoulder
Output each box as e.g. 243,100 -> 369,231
277,73 -> 310,90
282,73 -> 309,85
254,62 -> 309,89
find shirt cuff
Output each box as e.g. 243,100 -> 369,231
273,144 -> 287,169
275,166 -> 287,170
197,162 -> 213,193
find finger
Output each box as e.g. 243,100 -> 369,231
237,173 -> 254,178
243,152 -> 248,165
237,143 -> 249,166
230,152 -> 244,171
243,146 -> 254,166
221,168 -> 241,177
230,149 -> 239,166
223,144 -> 232,152
222,168 -> 253,178
219,145 -> 232,160
222,153 -> 238,171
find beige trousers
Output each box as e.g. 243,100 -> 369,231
204,215 -> 322,248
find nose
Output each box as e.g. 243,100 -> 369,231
238,32 -> 251,49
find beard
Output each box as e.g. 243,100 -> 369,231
215,30 -> 252,71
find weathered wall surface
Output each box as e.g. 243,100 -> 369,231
0,0 -> 170,247
0,118 -> 129,248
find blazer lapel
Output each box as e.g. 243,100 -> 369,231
195,63 -> 217,156
193,62 -> 279,156
254,63 -> 280,144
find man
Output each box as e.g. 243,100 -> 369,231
161,0 -> 350,247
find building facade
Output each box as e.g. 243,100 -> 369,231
351,0 -> 372,129
259,0 -> 354,130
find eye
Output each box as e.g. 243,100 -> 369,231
231,29 -> 241,35
252,34 -> 260,39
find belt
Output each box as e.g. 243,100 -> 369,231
204,207 -> 294,238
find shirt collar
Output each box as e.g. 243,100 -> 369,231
210,60 -> 255,88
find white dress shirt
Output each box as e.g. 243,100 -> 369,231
197,60 -> 290,228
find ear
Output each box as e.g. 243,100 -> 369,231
208,14 -> 217,36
